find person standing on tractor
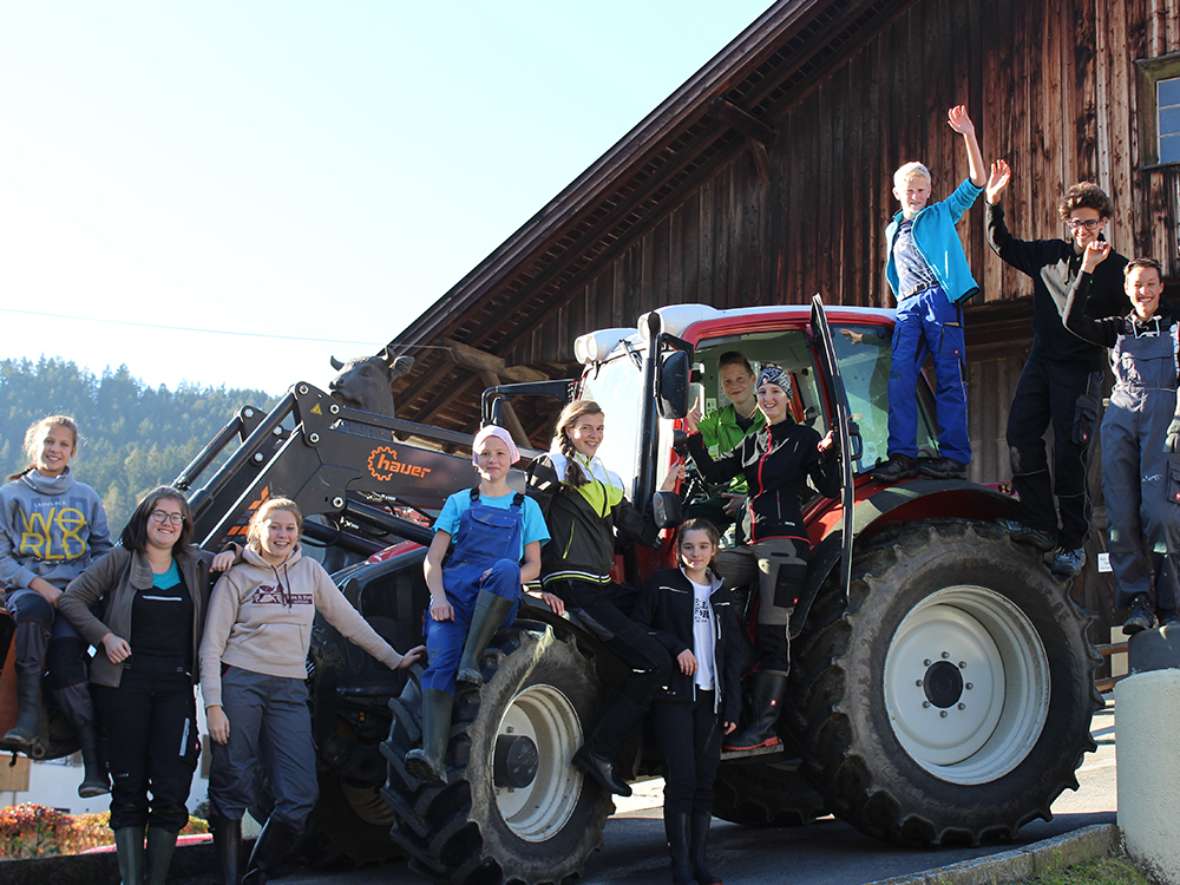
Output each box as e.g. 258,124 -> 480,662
634,518 -> 744,885
199,498 -> 424,885
683,365 -> 837,752
1064,250 -> 1180,634
527,399 -> 679,797
985,166 -> 1128,576
0,414 -> 111,798
873,104 -> 987,483
58,487 -> 236,885
406,425 -> 550,784
690,352 -> 765,537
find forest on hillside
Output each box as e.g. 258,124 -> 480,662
0,358 -> 277,532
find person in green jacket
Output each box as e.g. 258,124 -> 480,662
690,351 -> 764,538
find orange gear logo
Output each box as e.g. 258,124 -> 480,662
368,446 -> 433,481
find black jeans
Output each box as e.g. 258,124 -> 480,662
652,692 -> 723,816
547,580 -> 673,757
95,668 -> 200,832
1006,355 -> 1095,549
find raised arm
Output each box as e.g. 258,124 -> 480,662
1063,242 -> 1122,347
948,105 -> 985,187
984,160 -> 1050,275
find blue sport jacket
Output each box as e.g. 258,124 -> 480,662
885,177 -> 983,304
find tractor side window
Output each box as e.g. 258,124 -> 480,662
831,324 -> 937,472
580,354 -> 646,493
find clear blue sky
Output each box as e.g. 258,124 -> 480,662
1,2 -> 771,395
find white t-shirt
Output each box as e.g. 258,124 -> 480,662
691,579 -> 717,691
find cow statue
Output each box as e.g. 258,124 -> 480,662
328,350 -> 415,417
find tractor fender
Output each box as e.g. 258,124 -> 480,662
792,479 -> 1021,638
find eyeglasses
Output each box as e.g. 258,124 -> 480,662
149,510 -> 184,526
1066,218 -> 1102,230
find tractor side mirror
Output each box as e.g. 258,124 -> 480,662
657,351 -> 691,419
651,490 -> 683,529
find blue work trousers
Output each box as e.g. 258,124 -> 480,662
887,287 -> 971,464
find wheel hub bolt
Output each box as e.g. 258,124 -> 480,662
941,651 -> 950,659
923,659 -> 931,666
939,711 -> 948,718
915,679 -> 923,687
922,701 -> 931,708
957,703 -> 966,710
958,661 -> 966,669
966,682 -> 974,690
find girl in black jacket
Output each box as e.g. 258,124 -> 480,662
683,364 -> 838,751
635,518 -> 744,885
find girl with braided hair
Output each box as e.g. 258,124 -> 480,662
526,400 -> 680,797
684,364 -> 839,751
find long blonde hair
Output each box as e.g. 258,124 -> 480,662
246,497 -> 303,553
552,400 -> 604,486
7,415 -> 79,481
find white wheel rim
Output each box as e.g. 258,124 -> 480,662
883,585 -> 1050,785
493,684 -> 585,842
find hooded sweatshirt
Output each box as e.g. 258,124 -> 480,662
0,469 -> 112,590
199,545 -> 403,707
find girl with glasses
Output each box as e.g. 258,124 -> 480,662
59,486 -> 236,885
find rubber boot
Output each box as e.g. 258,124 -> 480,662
55,683 -> 110,797
405,688 -> 454,784
243,815 -> 300,885
690,811 -> 722,885
1,622 -> 48,751
722,670 -> 788,751
114,826 -> 145,885
145,826 -> 178,885
208,813 -> 242,885
663,809 -> 695,885
456,591 -> 513,686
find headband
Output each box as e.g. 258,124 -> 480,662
756,363 -> 790,392
472,425 -> 521,467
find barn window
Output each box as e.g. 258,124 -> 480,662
1136,53 -> 1180,168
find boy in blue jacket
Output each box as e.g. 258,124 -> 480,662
874,104 -> 987,482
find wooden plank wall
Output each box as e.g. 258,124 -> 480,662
508,0 -> 1180,481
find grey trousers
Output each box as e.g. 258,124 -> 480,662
713,538 -> 806,627
208,665 -> 317,830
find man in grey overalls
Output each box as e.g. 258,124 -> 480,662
1064,248 -> 1180,633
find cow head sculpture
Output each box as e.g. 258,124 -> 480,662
328,350 -> 415,417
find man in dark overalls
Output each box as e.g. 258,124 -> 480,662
1064,250 -> 1180,633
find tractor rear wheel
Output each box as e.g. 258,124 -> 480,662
795,519 -> 1101,845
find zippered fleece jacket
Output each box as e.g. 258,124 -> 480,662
0,469 -> 112,591
885,178 -> 984,304
199,545 -> 403,707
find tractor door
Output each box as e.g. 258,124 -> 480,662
809,294 -> 856,600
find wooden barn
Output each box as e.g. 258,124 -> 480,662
387,0 -> 1180,488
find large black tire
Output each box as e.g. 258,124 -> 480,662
382,624 -> 613,884
711,758 -> 826,826
795,519 -> 1101,846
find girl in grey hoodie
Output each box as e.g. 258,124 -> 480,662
199,496 -> 424,885
0,414 -> 111,797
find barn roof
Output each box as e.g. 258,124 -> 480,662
388,0 -> 912,436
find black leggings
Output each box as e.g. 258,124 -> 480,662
546,580 -> 673,757
652,692 -> 722,816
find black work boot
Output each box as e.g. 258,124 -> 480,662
145,826 -> 178,885
405,688 -> 454,784
871,454 -> 917,483
663,810 -> 695,885
723,670 -> 788,751
2,621 -> 49,751
208,813 -> 242,885
690,811 -> 722,885
55,684 -> 110,797
114,826 -> 145,885
1000,519 -> 1058,553
917,456 -> 968,480
1125,594 -> 1157,635
243,816 -> 300,885
456,591 -> 513,686
572,745 -> 632,797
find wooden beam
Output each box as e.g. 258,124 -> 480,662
710,97 -> 776,145
442,338 -> 548,382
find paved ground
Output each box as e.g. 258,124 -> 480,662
275,699 -> 1119,885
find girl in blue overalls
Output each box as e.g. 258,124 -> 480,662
406,425 -> 550,783
1065,245 -> 1180,634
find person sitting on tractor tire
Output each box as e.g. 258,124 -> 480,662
407,425 -> 551,784
633,518 -> 744,885
527,399 -> 679,797
683,365 -> 838,751
199,498 -> 424,885
0,414 -> 112,798
689,351 -> 765,538
58,486 -> 236,885
1064,250 -> 1180,635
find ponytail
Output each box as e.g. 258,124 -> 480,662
7,415 -> 79,482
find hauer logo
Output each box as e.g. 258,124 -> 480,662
368,446 -> 433,481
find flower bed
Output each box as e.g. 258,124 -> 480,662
0,804 -> 208,859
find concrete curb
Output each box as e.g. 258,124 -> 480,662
867,823 -> 1120,885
